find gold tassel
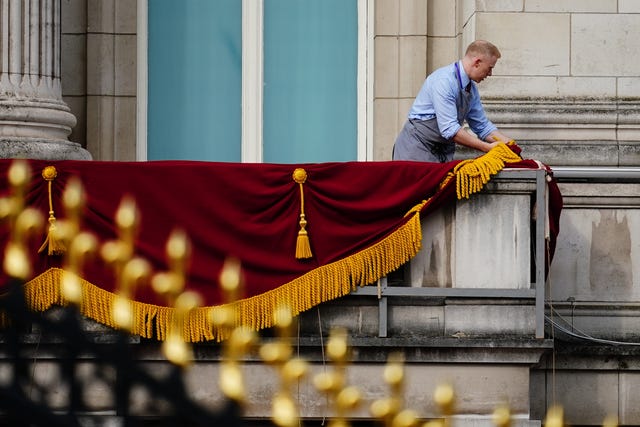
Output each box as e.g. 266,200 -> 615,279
292,168 -> 312,259
38,166 -> 66,255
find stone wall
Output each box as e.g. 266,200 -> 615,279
374,0 -> 640,166
48,1 -> 640,425
61,0 -> 137,160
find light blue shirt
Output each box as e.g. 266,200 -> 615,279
408,61 -> 497,140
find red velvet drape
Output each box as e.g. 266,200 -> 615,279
0,155 -> 561,312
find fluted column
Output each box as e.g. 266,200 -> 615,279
0,0 -> 90,159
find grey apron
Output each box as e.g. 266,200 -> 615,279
393,72 -> 472,163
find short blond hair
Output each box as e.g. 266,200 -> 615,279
465,40 -> 501,59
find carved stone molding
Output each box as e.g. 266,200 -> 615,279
480,98 -> 640,166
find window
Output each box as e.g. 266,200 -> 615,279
140,0 -> 372,163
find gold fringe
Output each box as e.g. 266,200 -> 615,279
19,205 -> 424,342
38,166 -> 66,256
453,142 -> 521,200
17,147 -> 520,342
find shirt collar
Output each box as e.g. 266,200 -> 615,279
456,60 -> 472,90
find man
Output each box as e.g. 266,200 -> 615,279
393,40 -> 513,162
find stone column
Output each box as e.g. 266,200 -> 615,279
0,0 -> 90,159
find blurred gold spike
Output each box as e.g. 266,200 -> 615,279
226,326 -> 256,358
219,256 -> 242,301
152,229 -> 190,306
215,257 -> 255,404
260,304 -> 307,427
384,353 -> 405,389
163,290 -> 201,367
220,325 -> 257,401
336,386 -> 361,411
210,306 -> 235,330
4,209 -> 43,279
433,383 -> 455,417
8,160 -> 29,191
603,414 -> 618,427
281,357 -> 308,383
492,403 -> 511,427
62,176 -> 84,214
313,327 -> 360,427
54,176 -> 97,306
2,161 -> 44,279
326,327 -> 348,362
314,370 -> 341,393
58,177 -> 85,240
102,196 -> 138,269
61,232 -> 98,305
545,405 -> 564,427
272,392 -> 298,427
274,304 -> 293,332
371,397 -> 395,420
0,197 -> 15,220
370,352 -> 409,427
115,196 -> 138,237
166,229 -> 189,270
113,257 -> 151,331
100,196 -> 149,332
392,409 -> 419,427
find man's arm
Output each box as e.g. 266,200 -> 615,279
452,128 -> 499,153
485,130 -> 513,143
452,128 -> 514,153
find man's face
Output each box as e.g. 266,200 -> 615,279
469,55 -> 498,83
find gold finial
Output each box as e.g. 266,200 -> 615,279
41,165 -> 57,181
292,168 -> 307,184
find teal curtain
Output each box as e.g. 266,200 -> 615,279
147,0 -> 242,161
263,0 -> 358,163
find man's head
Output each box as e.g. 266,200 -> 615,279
462,40 -> 501,83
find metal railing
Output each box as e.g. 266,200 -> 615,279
351,169 -> 550,339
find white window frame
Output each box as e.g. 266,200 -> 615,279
136,0 -> 373,162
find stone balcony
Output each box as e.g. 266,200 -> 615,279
1,168 -> 554,427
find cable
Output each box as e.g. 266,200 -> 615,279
545,309 -> 640,346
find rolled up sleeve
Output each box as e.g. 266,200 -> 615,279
432,80 -> 461,140
466,88 -> 497,140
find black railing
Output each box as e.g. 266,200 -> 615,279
0,280 -> 243,427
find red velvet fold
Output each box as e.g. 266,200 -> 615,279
0,157 -> 560,307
